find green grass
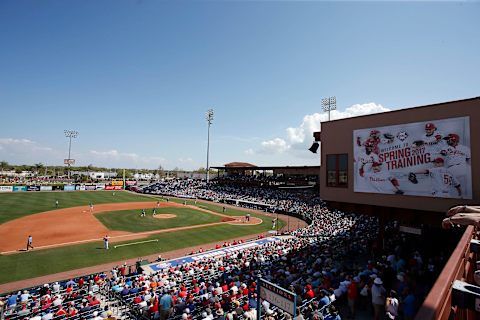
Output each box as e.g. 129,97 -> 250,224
0,195 -> 286,287
0,208 -> 281,286
95,207 -> 222,232
0,191 -> 154,224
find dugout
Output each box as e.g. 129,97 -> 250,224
316,97 -> 480,228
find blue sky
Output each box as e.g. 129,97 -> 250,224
0,1 -> 479,170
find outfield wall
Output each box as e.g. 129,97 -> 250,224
0,182 -> 138,192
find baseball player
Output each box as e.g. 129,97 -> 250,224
441,133 -> 471,188
362,162 -> 404,194
141,209 -> 146,217
26,235 -> 34,251
152,208 -> 157,216
356,130 -> 381,155
411,157 -> 461,198
103,235 -> 109,250
421,123 -> 445,156
355,141 -> 380,177
55,200 -> 59,208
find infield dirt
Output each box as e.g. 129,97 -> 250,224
0,202 -> 261,253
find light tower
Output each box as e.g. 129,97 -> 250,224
205,109 -> 214,184
64,130 -> 79,179
322,96 -> 337,121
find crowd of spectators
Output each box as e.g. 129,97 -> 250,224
0,273 -> 117,320
0,178 -> 446,320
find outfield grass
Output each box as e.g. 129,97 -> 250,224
0,205 -> 284,285
0,191 -> 153,224
95,207 -> 222,232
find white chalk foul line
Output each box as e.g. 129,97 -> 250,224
113,239 -> 159,249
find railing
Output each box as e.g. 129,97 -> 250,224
415,225 -> 478,320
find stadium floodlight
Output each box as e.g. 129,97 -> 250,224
64,130 -> 79,179
322,96 -> 337,121
205,109 -> 214,184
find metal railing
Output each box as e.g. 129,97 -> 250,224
415,225 -> 478,320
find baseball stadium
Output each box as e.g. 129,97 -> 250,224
0,97 -> 478,320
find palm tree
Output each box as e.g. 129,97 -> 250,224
34,163 -> 44,175
0,161 -> 9,172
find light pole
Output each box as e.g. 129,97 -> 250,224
322,96 -> 336,121
205,109 -> 214,184
64,130 -> 79,179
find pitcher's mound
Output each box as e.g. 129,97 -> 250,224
153,214 -> 177,219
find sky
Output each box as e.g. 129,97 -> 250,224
0,1 -> 479,171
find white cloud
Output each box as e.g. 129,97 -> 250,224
260,138 -> 290,154
89,149 -> 166,168
259,102 -> 390,156
0,138 -> 34,145
0,138 -> 60,165
178,157 -> 193,163
245,148 -> 255,155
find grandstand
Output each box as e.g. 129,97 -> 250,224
1,176 -> 447,320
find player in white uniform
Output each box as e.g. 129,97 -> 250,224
441,133 -> 471,197
422,123 -> 445,157
355,141 -> 380,177
414,157 -> 461,198
363,162 -> 403,194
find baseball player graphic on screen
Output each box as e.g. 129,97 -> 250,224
361,161 -> 404,195
409,157 -> 462,198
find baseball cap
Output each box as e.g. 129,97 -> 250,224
444,133 -> 459,142
425,123 -> 436,130
432,157 -> 444,163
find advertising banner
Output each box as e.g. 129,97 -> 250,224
85,185 -> 96,191
0,186 -> 13,192
27,186 -> 41,192
143,237 -> 282,274
96,184 -> 106,190
125,181 -> 137,186
105,185 -> 123,190
353,117 -> 472,199
40,186 -> 53,191
111,180 -> 124,186
64,185 -> 75,191
13,186 -> 27,192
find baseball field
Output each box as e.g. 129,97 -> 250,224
0,191 -> 284,286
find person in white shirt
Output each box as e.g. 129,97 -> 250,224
52,282 -> 61,294
385,290 -> 399,319
20,290 -> 30,304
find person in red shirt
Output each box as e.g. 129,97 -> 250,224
89,296 -> 101,306
347,277 -> 359,319
67,305 -> 78,317
133,294 -> 143,304
304,285 -> 315,299
55,305 -> 67,316
78,278 -> 85,288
